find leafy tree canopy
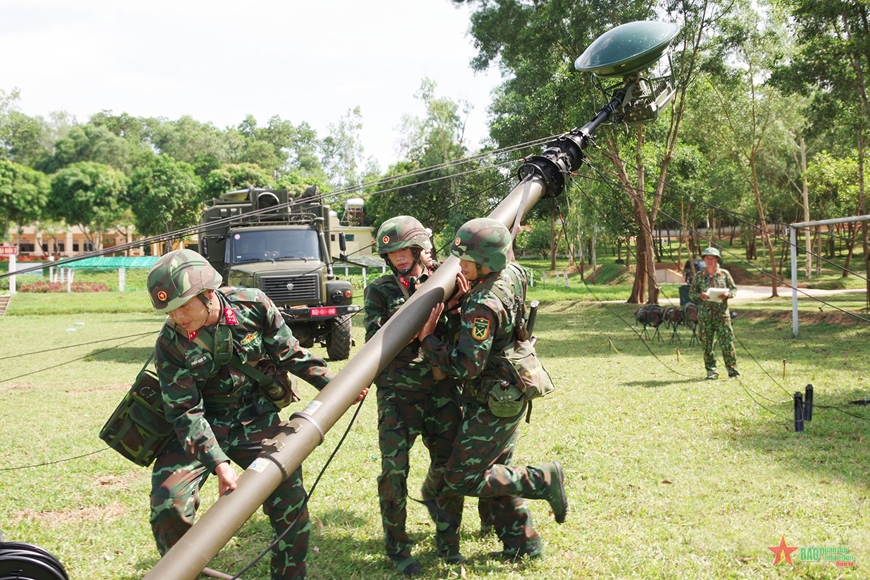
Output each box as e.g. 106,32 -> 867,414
127,154 -> 202,238
48,161 -> 128,244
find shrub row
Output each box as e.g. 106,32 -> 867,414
19,281 -> 110,293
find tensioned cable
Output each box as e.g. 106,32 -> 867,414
0,331 -> 158,361
0,333 -> 152,385
591,144 -> 870,285
227,394 -> 368,580
0,136 -> 554,279
577,154 -> 870,324
562,165 -> 814,420
0,448 -> 108,472
566,161 -> 860,423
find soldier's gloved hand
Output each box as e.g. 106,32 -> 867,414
215,461 -> 238,495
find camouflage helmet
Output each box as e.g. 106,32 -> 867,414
147,249 -> 222,313
450,218 -> 511,272
376,216 -> 432,255
701,247 -> 721,262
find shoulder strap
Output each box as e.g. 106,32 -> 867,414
164,318 -> 271,387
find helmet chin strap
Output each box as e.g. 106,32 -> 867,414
199,292 -> 215,322
385,248 -> 425,277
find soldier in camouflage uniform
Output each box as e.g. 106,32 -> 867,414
418,218 -> 567,561
146,249 -> 336,579
363,216 -> 465,576
688,247 -> 739,379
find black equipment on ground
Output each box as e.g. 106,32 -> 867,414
0,539 -> 69,580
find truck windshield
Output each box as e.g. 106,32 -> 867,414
229,230 -> 321,264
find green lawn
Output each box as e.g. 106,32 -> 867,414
1,282 -> 868,579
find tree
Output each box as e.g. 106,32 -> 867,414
201,163 -> 273,201
39,123 -> 136,175
0,159 -> 49,245
0,88 -> 51,168
147,115 -> 243,178
771,0 -> 870,293
321,106 -> 370,191
48,161 -> 127,250
368,78 -> 475,236
128,155 -> 202,252
457,0 -> 723,303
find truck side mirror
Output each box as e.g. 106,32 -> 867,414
338,232 -> 347,261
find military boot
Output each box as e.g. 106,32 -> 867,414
540,461 -> 567,524
488,540 -> 545,561
390,555 -> 421,577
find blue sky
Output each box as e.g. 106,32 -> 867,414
0,0 -> 503,169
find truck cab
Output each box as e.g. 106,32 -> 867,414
199,187 -> 358,360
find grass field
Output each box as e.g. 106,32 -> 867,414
1,276 -> 869,579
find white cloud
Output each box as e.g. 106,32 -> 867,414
0,0 -> 503,169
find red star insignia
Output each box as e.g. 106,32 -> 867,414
768,536 -> 798,566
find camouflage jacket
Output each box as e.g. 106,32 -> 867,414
420,271 -> 515,400
154,287 -> 333,471
363,271 -> 444,391
689,268 -> 737,318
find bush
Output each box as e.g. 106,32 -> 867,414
19,281 -> 110,293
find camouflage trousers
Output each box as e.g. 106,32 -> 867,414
375,380 -> 464,560
150,403 -> 309,579
697,311 -> 737,373
434,396 -> 545,554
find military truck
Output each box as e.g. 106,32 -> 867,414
199,186 -> 358,360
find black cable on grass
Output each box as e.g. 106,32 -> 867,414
0,448 -> 108,472
0,334 -> 152,385
561,168 -> 808,420
543,191 -> 696,379
0,331 -> 158,361
228,393 -> 368,580
566,165 -> 862,424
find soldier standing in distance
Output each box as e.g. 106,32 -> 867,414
146,249 -> 350,579
418,218 -> 567,561
363,216 -> 465,576
689,246 -> 739,379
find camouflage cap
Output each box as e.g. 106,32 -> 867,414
701,247 -> 721,261
376,216 -> 432,255
449,218 -> 511,272
147,249 -> 222,313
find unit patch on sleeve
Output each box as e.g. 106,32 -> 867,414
471,317 -> 490,341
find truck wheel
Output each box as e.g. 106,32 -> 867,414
326,315 -> 353,360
